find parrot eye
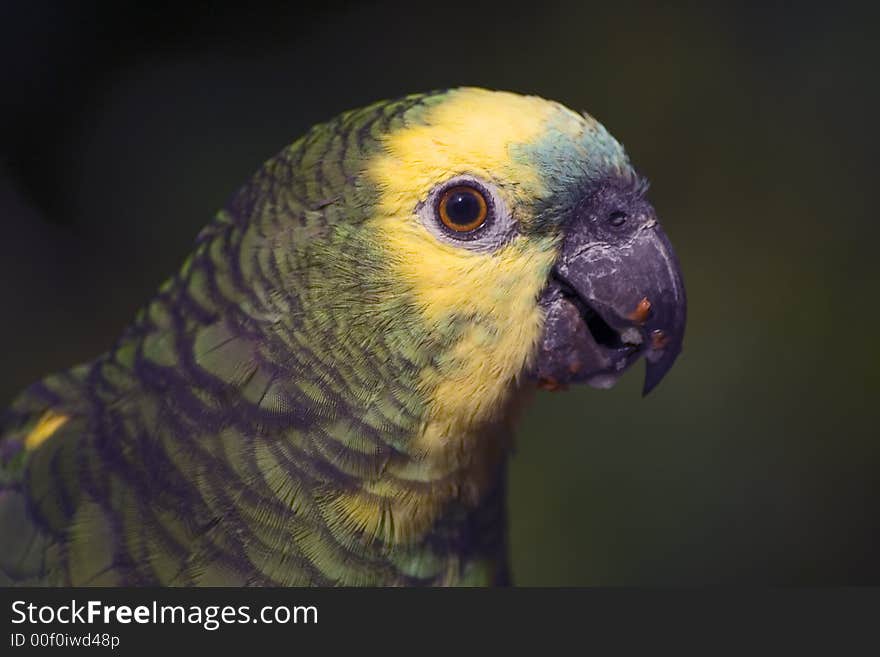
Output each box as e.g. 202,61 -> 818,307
418,175 -> 513,252
437,185 -> 489,233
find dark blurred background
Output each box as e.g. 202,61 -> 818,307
1,1 -> 878,584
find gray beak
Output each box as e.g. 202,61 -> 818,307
534,180 -> 687,395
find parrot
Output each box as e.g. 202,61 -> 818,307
0,88 -> 686,586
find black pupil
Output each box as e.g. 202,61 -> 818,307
446,190 -> 482,226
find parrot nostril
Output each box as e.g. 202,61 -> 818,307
608,210 -> 627,227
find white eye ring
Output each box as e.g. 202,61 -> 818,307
416,175 -> 517,252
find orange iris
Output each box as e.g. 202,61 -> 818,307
437,185 -> 488,232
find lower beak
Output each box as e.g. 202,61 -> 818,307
534,218 -> 686,395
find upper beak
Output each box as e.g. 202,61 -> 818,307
535,210 -> 687,395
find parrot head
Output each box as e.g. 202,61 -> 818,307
357,88 -> 685,413
221,86 -> 686,493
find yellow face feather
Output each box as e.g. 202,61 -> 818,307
345,89 -> 597,542
369,88 -> 554,207
367,89 -> 584,438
